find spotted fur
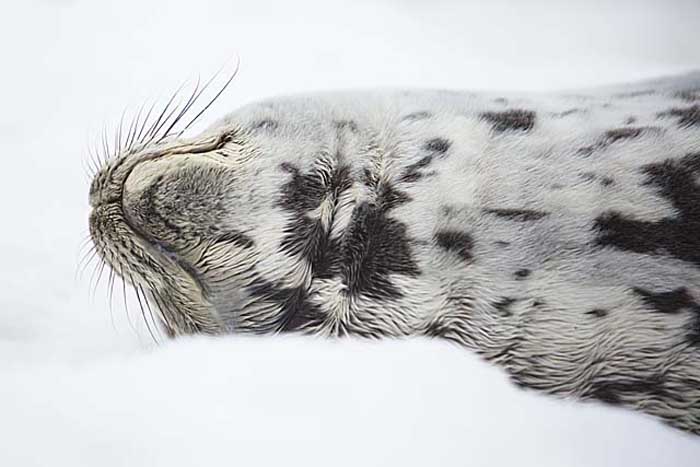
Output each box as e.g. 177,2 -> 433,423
89,72 -> 700,434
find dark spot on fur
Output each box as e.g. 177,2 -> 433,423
604,127 -> 644,143
400,138 -> 451,183
493,97 -> 508,104
401,155 -> 434,183
578,127 -> 657,156
247,279 -> 325,333
251,119 -> 279,131
334,120 -> 358,132
657,105 -> 700,128
280,217 -> 337,278
402,111 -> 431,121
423,137 -> 451,153
633,287 -> 696,314
279,162 -> 351,212
277,161 -> 353,279
339,168 -> 420,299
480,109 -> 536,133
494,297 -> 517,317
485,208 -> 549,221
625,116 -> 637,124
514,269 -> 531,279
339,199 -> 420,300
586,308 -> 608,318
588,374 -> 670,406
595,152 -> 700,267
434,230 -> 474,262
580,172 -> 615,187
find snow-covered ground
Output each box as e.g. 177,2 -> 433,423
1,1 -> 699,465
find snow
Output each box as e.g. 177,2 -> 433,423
1,0 -> 699,465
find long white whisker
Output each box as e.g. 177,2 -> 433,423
132,276 -> 159,343
180,59 -> 240,135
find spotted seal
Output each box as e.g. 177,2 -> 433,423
88,72 -> 700,434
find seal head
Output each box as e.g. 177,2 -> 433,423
89,130 -> 253,336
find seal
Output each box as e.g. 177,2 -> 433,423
88,72 -> 700,434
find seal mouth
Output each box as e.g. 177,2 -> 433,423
88,133 -> 234,336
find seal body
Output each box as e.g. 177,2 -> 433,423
89,73 -> 700,433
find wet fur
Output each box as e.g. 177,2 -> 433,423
90,72 -> 700,434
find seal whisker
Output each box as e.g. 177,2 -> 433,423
76,235 -> 96,265
125,101 -> 145,153
88,256 -> 107,303
132,279 -> 159,343
82,147 -> 96,179
77,247 -> 97,273
107,267 -> 117,331
143,81 -> 188,144
117,265 -> 139,337
159,75 -> 202,141
89,134 -> 105,175
161,63 -> 229,141
136,99 -> 158,146
149,288 -> 178,338
100,127 -> 111,169
76,245 -> 98,282
179,60 -> 239,135
78,233 -> 93,252
116,108 -> 127,159
151,96 -> 187,143
141,283 -> 171,339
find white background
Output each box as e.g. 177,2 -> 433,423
1,0 -> 699,465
